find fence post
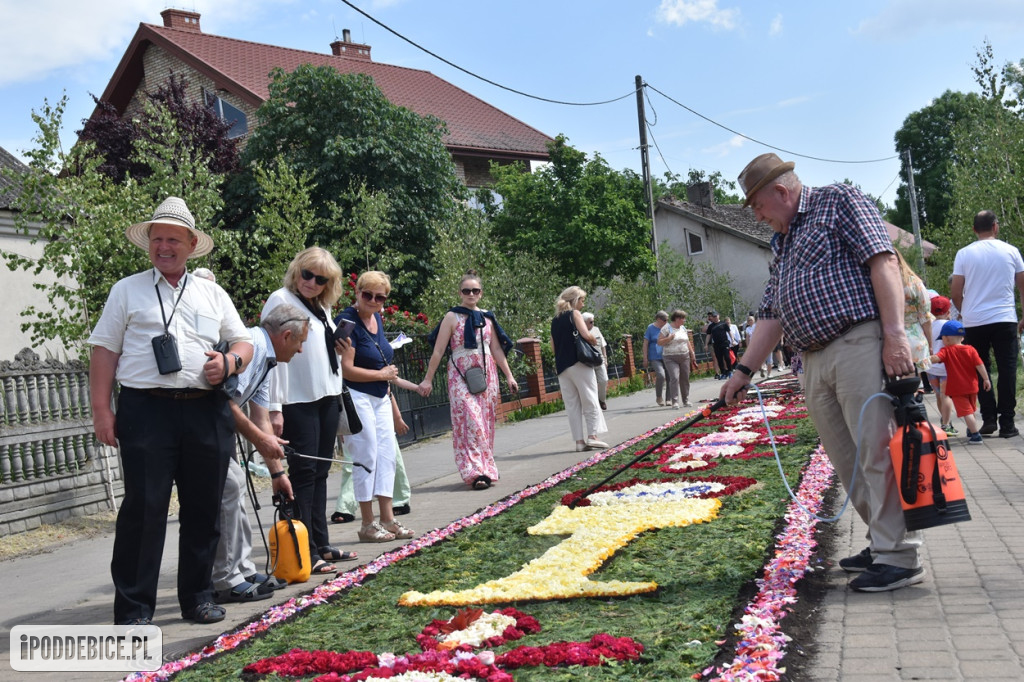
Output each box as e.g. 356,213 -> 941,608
518,337 -> 546,401
621,334 -> 637,378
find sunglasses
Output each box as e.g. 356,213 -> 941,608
359,290 -> 388,304
300,269 -> 329,286
461,288 -> 482,296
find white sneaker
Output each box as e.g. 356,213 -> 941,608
656,399 -> 664,406
585,437 -> 610,450
683,400 -> 692,407
671,401 -> 680,409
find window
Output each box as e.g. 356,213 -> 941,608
203,89 -> 247,138
686,230 -> 704,255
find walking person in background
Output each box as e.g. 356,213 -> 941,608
894,250 -> 934,384
704,311 -> 733,379
950,209 -> 1024,438
642,311 -> 669,405
418,270 -> 518,490
658,309 -> 692,408
726,316 -> 742,360
262,247 -> 348,575
551,286 -> 609,452
927,296 -> 956,433
582,312 -> 609,410
928,320 -> 991,444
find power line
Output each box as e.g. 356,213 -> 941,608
338,0 -> 637,107
644,82 -> 899,165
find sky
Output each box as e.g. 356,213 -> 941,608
2,0 -> 1024,209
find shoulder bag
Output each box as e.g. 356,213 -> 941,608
573,329 -> 604,367
337,384 -> 363,436
454,319 -> 488,395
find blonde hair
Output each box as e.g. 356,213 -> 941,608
283,247 -> 343,308
356,270 -> 392,296
555,286 -> 586,314
893,249 -> 917,287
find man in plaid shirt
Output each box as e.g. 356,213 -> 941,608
722,153 -> 923,593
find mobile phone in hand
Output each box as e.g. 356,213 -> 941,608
333,318 -> 356,342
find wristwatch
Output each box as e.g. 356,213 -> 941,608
229,352 -> 243,372
734,363 -> 754,377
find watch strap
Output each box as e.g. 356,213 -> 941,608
734,362 -> 754,377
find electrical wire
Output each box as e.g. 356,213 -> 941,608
645,82 -> 899,164
338,0 -> 637,107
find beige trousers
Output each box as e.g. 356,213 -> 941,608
803,321 -> 922,569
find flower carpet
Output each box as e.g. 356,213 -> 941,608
137,377 -> 832,682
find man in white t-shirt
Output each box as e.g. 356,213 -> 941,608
950,210 -> 1024,438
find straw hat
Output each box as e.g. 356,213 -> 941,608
125,196 -> 213,257
737,153 -> 796,207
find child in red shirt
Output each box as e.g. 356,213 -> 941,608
928,320 -> 991,444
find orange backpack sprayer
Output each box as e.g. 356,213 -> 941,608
887,377 -> 971,531
268,494 -> 312,583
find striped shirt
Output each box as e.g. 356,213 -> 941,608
757,184 -> 894,352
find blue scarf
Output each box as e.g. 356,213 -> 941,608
427,306 -> 514,354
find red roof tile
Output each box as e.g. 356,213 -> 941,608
100,22 -> 552,159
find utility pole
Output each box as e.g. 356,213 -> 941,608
635,75 -> 659,283
903,149 -> 926,282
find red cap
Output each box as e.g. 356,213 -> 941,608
930,296 -> 951,316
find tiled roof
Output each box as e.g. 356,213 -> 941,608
0,145 -> 29,209
100,23 -> 553,159
657,197 -> 773,246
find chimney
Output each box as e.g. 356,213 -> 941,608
686,182 -> 714,208
161,9 -> 201,32
330,28 -> 372,61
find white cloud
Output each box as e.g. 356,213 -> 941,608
769,13 -> 783,36
656,0 -> 740,30
0,0 -> 288,88
702,134 -> 745,157
854,0 -> 1024,39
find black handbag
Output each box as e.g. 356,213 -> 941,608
337,385 -> 363,436
573,330 -> 604,367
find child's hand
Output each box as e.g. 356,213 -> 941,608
983,378 -> 992,392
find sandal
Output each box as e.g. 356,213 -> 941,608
331,512 -> 355,524
382,520 -> 415,540
246,573 -> 287,591
311,560 -> 337,575
318,546 -> 359,562
472,476 -> 491,490
357,521 -> 396,543
213,580 -> 273,604
182,602 -> 226,624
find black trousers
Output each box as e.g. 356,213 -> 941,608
964,322 -> 1019,429
111,388 -> 233,623
712,343 -> 733,375
283,395 -> 340,559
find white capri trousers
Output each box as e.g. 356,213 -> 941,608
558,362 -> 608,441
345,389 -> 397,502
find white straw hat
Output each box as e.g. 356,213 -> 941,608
125,196 -> 214,257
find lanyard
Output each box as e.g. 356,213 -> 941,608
155,273 -> 188,334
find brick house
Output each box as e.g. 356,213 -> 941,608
93,9 -> 553,189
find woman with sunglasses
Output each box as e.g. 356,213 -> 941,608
551,286 -> 609,452
337,271 -> 415,543
418,270 -> 518,490
260,247 -> 358,574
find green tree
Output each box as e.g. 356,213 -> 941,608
234,65 -> 464,301
652,169 -> 743,205
3,97 -> 229,356
486,135 -> 656,290
892,89 -> 984,234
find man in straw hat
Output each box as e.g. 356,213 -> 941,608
88,196 -> 253,624
721,153 -> 925,592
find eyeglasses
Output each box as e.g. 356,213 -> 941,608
300,269 -> 329,286
359,290 -> 388,304
461,288 -> 482,296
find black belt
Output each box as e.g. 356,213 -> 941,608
124,386 -> 213,400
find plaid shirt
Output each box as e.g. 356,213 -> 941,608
757,184 -> 893,352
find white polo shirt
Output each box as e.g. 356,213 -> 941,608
88,268 -> 249,389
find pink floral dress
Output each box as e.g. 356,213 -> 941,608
447,314 -> 500,484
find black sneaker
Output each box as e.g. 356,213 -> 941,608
979,421 -> 998,436
999,426 -> 1020,439
849,564 -> 925,592
394,503 -> 411,516
838,547 -> 873,573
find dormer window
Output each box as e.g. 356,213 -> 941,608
203,89 -> 247,138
